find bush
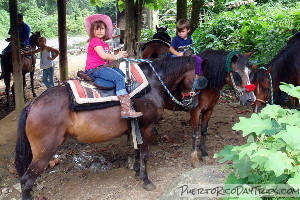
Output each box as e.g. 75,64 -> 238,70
215,84 -> 300,199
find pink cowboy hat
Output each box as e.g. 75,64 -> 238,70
84,14 -> 113,39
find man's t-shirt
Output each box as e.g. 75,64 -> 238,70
171,35 -> 192,49
85,37 -> 110,71
9,22 -> 30,46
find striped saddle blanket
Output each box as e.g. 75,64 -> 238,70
66,62 -> 150,111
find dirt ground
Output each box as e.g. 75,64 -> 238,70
0,54 -> 252,200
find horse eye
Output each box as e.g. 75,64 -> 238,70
233,72 -> 242,86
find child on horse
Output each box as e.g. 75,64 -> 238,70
84,14 -> 143,119
169,19 -> 193,57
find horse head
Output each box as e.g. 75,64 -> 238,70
156,25 -> 168,33
225,52 -> 256,106
251,66 -> 272,113
29,31 -> 41,50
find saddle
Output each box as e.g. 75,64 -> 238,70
66,61 -> 150,111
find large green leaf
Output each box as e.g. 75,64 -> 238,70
215,145 -> 234,163
258,104 -> 282,119
233,114 -> 272,137
239,143 -> 258,159
277,113 -> 300,126
264,151 -> 293,177
233,155 -> 253,178
276,126 -> 300,150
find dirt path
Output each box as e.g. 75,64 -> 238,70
0,54 -> 252,199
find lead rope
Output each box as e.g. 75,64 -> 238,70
121,58 -> 196,107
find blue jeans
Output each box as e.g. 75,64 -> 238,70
87,66 -> 127,96
42,67 -> 54,88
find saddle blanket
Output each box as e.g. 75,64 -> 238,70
67,61 -> 149,107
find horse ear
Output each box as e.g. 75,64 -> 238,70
232,54 -> 238,63
266,67 -> 272,74
244,52 -> 252,58
156,25 -> 158,31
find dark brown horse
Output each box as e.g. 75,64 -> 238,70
141,26 -> 171,59
164,50 -> 255,166
252,32 -> 300,113
15,57 -> 202,200
1,31 -> 40,108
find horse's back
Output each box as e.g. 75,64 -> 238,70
26,85 -> 129,144
142,42 -> 169,59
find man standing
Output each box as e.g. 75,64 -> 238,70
0,13 -> 30,79
112,23 -> 121,54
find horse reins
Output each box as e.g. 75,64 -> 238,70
121,57 -> 200,107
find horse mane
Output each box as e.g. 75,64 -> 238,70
265,32 -> 300,78
198,49 -> 229,90
139,56 -> 195,80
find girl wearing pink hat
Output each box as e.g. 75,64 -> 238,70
84,14 -> 142,118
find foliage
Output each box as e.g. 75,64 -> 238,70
193,1 -> 300,67
215,84 -> 300,199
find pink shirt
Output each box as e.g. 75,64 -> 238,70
85,37 -> 110,71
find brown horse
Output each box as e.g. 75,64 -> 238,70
15,57 -> 202,200
252,32 -> 300,113
164,50 -> 256,166
141,26 -> 171,59
1,31 -> 40,108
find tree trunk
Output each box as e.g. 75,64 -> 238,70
57,0 -> 68,81
9,0 -> 24,112
176,0 -> 187,22
190,0 -> 204,35
124,0 -> 136,56
124,0 -> 144,57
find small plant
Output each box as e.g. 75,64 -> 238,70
215,83 -> 300,199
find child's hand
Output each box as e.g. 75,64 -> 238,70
177,52 -> 184,57
118,51 -> 128,58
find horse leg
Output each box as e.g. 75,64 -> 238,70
190,108 -> 201,168
138,126 -> 156,191
199,109 -> 214,162
30,71 -> 36,97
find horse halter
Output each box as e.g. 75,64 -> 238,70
229,71 -> 256,97
181,76 -> 201,106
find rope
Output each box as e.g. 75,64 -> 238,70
260,67 -> 274,104
121,58 -> 193,106
225,51 -> 240,72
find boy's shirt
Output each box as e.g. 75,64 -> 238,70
171,35 -> 192,49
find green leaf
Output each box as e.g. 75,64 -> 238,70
225,171 -> 247,184
287,172 -> 300,191
258,104 -> 282,119
264,151 -> 293,177
279,83 -> 300,99
278,113 -> 300,126
233,114 -> 272,137
239,143 -> 258,159
276,126 -> 300,150
215,145 -> 234,163
233,155 -> 253,178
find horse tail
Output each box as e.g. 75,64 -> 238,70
15,105 -> 32,177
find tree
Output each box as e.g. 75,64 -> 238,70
91,0 -> 163,57
176,0 -> 187,21
189,0 -> 204,35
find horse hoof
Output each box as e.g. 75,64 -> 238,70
33,94 -> 37,97
143,182 -> 156,191
202,156 -> 210,162
135,173 -> 141,180
191,161 -> 201,168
